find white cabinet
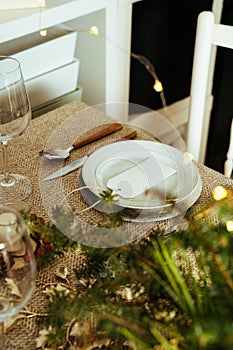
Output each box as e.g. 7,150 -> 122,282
0,0 -> 139,121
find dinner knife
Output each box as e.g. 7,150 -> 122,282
42,131 -> 137,180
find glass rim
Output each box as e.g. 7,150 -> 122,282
0,56 -> 21,75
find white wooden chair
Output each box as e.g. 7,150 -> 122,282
186,10 -> 233,177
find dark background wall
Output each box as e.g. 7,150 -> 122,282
130,0 -> 233,174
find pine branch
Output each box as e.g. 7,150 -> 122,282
32,188 -> 233,349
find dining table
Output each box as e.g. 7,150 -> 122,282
2,100 -> 233,349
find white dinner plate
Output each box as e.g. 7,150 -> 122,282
80,141 -> 202,222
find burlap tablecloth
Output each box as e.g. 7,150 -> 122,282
2,100 -> 233,349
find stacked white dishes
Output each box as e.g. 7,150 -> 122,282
79,140 -> 202,222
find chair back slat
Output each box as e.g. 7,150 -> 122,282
187,11 -> 233,177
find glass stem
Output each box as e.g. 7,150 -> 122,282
1,141 -> 14,187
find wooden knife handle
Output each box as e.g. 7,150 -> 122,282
86,130 -> 137,157
119,130 -> 137,140
72,122 -> 123,149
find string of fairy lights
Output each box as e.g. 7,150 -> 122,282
37,5 -> 166,109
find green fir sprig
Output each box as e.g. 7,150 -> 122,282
24,188 -> 233,349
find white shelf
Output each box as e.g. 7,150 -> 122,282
0,0 -> 108,43
0,0 -> 140,121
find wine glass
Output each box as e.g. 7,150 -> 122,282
0,204 -> 37,347
0,56 -> 32,201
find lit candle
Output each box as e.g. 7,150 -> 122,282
0,213 -> 22,252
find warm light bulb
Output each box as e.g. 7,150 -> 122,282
40,29 -> 47,37
226,220 -> 233,232
89,26 -> 99,36
0,243 -> 5,250
212,186 -> 228,201
153,79 -> 163,92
